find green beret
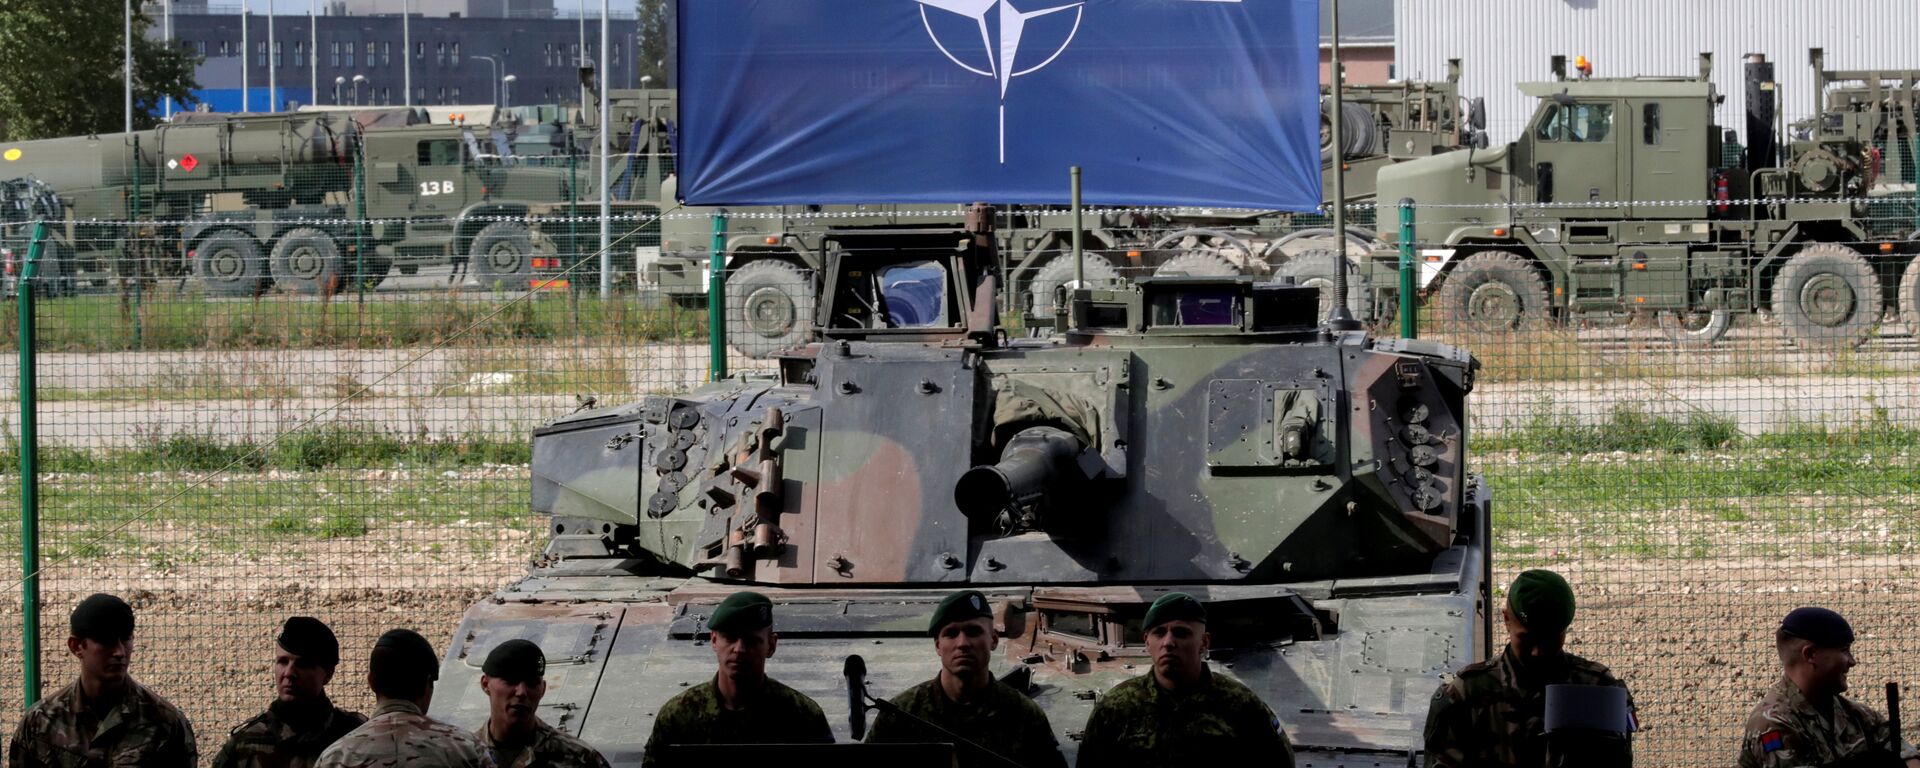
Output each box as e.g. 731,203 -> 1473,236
1508,569 -> 1576,632
1143,592 -> 1207,631
482,639 -> 546,682
709,591 -> 774,635
928,590 -> 994,635
71,593 -> 135,642
277,616 -> 340,667
371,628 -> 440,681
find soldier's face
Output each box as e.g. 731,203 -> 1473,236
1504,609 -> 1567,667
481,674 -> 548,728
68,634 -> 131,685
711,627 -> 776,684
273,646 -> 335,702
1807,642 -> 1856,694
1146,620 -> 1211,688
935,617 -> 997,681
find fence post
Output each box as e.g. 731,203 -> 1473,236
130,134 -> 144,349
1398,197 -> 1417,339
354,135 -> 367,305
18,220 -> 47,707
709,212 -> 727,381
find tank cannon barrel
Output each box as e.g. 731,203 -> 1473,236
953,426 -> 1084,521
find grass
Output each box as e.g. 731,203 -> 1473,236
0,424 -> 531,475
0,290 -> 710,353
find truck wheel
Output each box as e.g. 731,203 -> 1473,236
194,231 -> 267,297
1902,253 -> 1920,339
1276,249 -> 1371,322
725,260 -> 814,359
469,221 -> 534,289
270,227 -> 345,295
1027,253 -> 1121,320
1433,251 -> 1550,333
1655,310 -> 1734,347
1771,243 -> 1881,350
1153,252 -> 1240,277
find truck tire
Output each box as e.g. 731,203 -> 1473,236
1902,252 -> 1920,339
194,230 -> 267,297
1154,252 -> 1240,277
726,259 -> 815,359
1771,243 -> 1881,350
1276,249 -> 1371,322
270,227 -> 345,295
1027,253 -> 1121,320
1433,251 -> 1550,333
1655,310 -> 1735,347
469,221 -> 534,289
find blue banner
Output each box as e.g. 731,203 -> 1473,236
676,0 -> 1323,210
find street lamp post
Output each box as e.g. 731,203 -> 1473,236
470,55 -> 500,107
502,74 -> 517,109
266,0 -> 276,112
241,0 -> 250,112
333,75 -> 345,105
352,74 -> 368,106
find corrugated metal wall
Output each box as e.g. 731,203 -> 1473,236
1395,0 -> 1920,143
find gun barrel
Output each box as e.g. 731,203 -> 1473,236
954,426 -> 1083,520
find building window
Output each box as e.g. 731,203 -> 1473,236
452,87 -> 460,102
294,41 -> 304,66
451,42 -> 460,65
218,40 -> 228,57
382,42 -> 391,66
330,41 -> 339,68
437,86 -> 446,104
436,42 -> 445,66
612,43 -> 620,67
195,40 -> 208,56
570,43 -> 578,65
544,43 -> 554,67
345,41 -> 354,68
417,87 -> 426,104
543,87 -> 551,101
366,42 -> 376,68
257,41 -> 266,67
416,41 -> 424,60
273,41 -> 282,67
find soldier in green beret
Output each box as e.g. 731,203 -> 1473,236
474,639 -> 611,768
642,591 -> 832,767
1423,569 -> 1636,768
9,593 -> 199,768
1075,592 -> 1293,768
213,616 -> 367,768
865,590 -> 1066,768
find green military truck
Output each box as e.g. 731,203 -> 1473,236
646,66 -> 1485,357
1373,50 -> 1920,348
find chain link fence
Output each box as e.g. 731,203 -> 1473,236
1,190 -> 1917,766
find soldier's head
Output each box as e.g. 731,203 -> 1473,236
274,616 -> 341,702
1142,593 -> 1211,690
1503,570 -> 1575,667
929,591 -> 997,686
67,593 -> 135,687
367,628 -> 440,709
708,592 -> 778,687
479,639 -> 548,733
1775,606 -> 1856,697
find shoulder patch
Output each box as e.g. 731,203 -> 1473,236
1760,729 -> 1785,753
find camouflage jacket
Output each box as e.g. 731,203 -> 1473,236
313,700 -> 495,768
1738,676 -> 1920,768
866,677 -> 1067,768
212,697 -> 367,768
474,716 -> 611,768
640,676 -> 831,768
7,677 -> 198,768
1423,646 -> 1634,768
1074,668 -> 1294,768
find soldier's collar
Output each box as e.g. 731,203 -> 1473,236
373,699 -> 426,718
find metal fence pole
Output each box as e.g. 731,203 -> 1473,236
1071,166 -> 1083,288
354,133 -> 367,305
18,220 -> 47,707
708,212 -> 726,381
1398,197 -> 1417,339
130,134 -> 144,348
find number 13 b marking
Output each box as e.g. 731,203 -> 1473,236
420,181 -> 455,196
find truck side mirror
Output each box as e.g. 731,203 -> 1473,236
1469,97 -> 1487,131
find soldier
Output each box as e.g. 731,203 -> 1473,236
315,628 -> 495,768
214,616 -> 368,768
866,590 -> 1066,768
1075,592 -> 1294,768
1423,569 -> 1635,768
642,591 -> 831,767
473,639 -> 611,768
1738,606 -> 1920,768
8,592 -> 198,767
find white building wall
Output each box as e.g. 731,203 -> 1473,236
1395,0 -> 1920,144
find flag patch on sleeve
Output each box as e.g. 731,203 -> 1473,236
1760,730 -> 1785,753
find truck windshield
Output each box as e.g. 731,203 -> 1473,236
1536,102 -> 1614,143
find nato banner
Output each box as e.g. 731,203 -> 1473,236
676,0 -> 1323,210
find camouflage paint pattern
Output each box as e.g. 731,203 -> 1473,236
1075,669 -> 1294,768
1422,645 -> 1633,768
314,701 -> 494,768
212,698 -> 367,768
1738,676 -> 1919,768
866,678 -> 1066,768
7,677 -> 198,768
639,677 -> 831,767
474,717 -> 611,768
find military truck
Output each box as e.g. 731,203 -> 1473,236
645,66 -> 1485,357
1374,50 -> 1920,348
430,204 -> 1488,766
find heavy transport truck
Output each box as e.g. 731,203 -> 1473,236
1373,50 -> 1920,348
643,67 -> 1487,357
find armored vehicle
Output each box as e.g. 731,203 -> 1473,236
432,205 -> 1489,766
1374,50 -> 1920,347
645,67 -> 1484,357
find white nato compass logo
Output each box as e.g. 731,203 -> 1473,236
915,0 -> 1243,163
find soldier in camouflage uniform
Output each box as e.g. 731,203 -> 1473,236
1423,569 -> 1635,768
866,590 -> 1066,768
643,591 -> 831,767
1075,592 -> 1294,768
473,639 -> 611,768
1739,607 -> 1920,768
315,628 -> 495,768
8,593 -> 198,767
213,616 -> 367,768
